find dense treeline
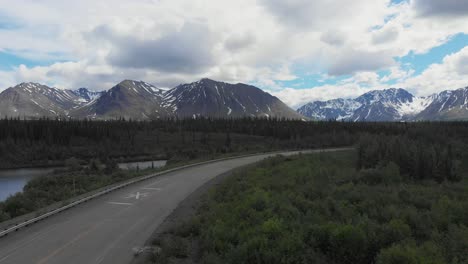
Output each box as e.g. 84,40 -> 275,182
155,151 -> 468,264
0,117 -> 355,168
2,117 -> 468,169
357,134 -> 462,182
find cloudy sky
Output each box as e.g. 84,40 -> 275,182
0,0 -> 467,108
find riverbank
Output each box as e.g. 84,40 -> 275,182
0,154 -> 168,170
0,159 -> 167,202
0,158 -> 170,222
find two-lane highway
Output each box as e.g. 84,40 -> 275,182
0,149 -> 346,264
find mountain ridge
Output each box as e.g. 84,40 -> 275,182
163,78 -> 303,119
0,79 -> 304,120
298,87 -> 468,121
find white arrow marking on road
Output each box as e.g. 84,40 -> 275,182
124,192 -> 149,200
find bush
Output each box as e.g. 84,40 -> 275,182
161,151 -> 468,264
65,157 -> 81,171
376,243 -> 422,264
376,242 -> 444,264
329,225 -> 368,264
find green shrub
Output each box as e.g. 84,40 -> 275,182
329,225 -> 368,264
163,151 -> 468,264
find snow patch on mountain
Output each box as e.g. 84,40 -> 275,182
298,88 -> 446,121
395,96 -> 435,117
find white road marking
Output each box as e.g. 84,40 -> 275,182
124,192 -> 149,200
107,202 -> 133,206
141,187 -> 161,191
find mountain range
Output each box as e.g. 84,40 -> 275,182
297,87 -> 468,121
0,79 -> 304,120
2,79 -> 467,121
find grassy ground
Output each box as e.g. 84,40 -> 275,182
152,151 -> 468,264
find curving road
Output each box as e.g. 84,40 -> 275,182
0,149 -> 346,264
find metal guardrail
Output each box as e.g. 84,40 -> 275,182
0,148 -> 352,238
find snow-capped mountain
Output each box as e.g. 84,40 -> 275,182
415,87 -> 468,120
0,83 -> 83,118
10,80 -> 468,121
297,87 -> 468,121
0,79 -> 303,120
163,78 -> 303,119
352,88 -> 423,121
72,88 -> 104,103
297,99 -> 361,120
72,80 -> 171,120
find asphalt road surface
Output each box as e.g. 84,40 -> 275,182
0,149 -> 345,264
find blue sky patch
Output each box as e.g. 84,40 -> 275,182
0,50 -> 60,70
398,33 -> 468,75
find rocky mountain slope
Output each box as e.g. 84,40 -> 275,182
298,87 -> 468,121
0,79 -> 304,120
297,98 -> 361,121
71,80 -> 171,120
72,88 -> 104,103
415,87 -> 468,121
163,78 -> 303,119
0,83 -> 83,118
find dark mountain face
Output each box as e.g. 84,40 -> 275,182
351,88 -> 416,121
297,99 -> 361,120
72,88 -> 104,103
71,80 -> 172,120
0,83 -> 82,118
355,88 -> 414,105
299,86 -> 468,121
164,78 -> 303,119
298,88 -> 456,121
351,101 -> 403,121
298,88 -> 418,121
415,87 -> 468,120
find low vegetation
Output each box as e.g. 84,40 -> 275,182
155,150 -> 468,264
